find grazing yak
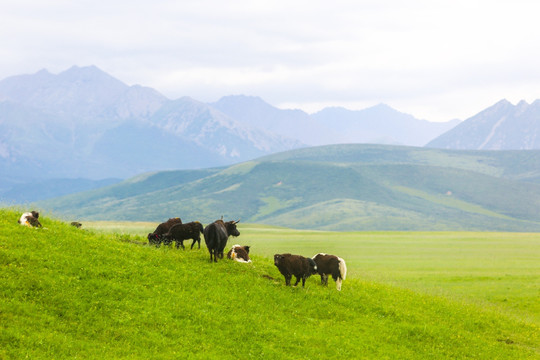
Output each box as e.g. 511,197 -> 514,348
227,244 -> 251,263
147,217 -> 182,245
162,221 -> 204,249
18,211 -> 42,228
312,253 -> 347,291
274,253 -> 318,287
203,219 -> 240,262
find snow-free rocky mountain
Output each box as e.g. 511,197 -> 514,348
3,65 -> 538,203
426,99 -> 540,150
0,65 -> 459,202
0,66 -> 300,194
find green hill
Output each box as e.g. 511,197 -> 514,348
36,144 -> 540,231
1,209 -> 538,359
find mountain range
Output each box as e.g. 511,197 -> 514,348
0,66 -> 457,199
2,65 -> 540,204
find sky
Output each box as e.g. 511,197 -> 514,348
1,0 -> 540,122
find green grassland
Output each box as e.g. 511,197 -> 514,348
36,144 -> 540,231
86,220 -> 540,325
3,211 -> 536,359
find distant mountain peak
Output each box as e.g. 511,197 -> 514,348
35,68 -> 52,76
426,98 -> 540,150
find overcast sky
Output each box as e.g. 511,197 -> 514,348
1,0 -> 540,122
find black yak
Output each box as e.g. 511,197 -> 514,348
147,217 -> 182,245
274,253 -> 318,287
162,221 -> 204,249
203,219 -> 240,262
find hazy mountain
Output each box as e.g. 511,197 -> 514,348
151,96 -> 302,157
211,95 -> 459,146
37,144 -> 540,231
210,95 -> 341,145
0,65 -> 167,121
312,104 -> 460,146
0,66 -> 301,197
0,177 -> 121,204
426,99 -> 540,150
5,65 -> 540,205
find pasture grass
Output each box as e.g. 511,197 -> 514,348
2,211 -> 539,359
238,226 -> 540,325
85,221 -> 540,324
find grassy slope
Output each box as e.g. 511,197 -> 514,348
2,210 -> 538,359
85,220 -> 540,325
35,145 -> 540,231
39,161 -> 540,231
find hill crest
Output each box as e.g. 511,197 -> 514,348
36,144 -> 540,231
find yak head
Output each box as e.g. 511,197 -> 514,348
274,254 -> 285,267
308,258 -> 318,273
225,220 -> 240,237
147,233 -> 161,245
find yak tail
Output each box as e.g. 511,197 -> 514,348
197,222 -> 204,233
336,257 -> 347,291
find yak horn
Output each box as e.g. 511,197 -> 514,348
234,219 -> 241,224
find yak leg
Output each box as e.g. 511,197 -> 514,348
293,276 -> 301,287
285,274 -> 292,286
191,236 -> 201,249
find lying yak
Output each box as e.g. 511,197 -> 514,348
227,244 -> 251,263
312,253 -> 347,291
274,253 -> 318,288
18,211 -> 42,228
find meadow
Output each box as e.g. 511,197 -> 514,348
85,221 -> 540,324
1,211 -> 539,359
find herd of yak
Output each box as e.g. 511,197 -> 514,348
17,212 -> 347,291
146,216 -> 348,291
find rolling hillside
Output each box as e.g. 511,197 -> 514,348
37,144 -> 540,231
1,210 -> 538,359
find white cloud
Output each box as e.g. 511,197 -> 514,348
1,0 -> 540,121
